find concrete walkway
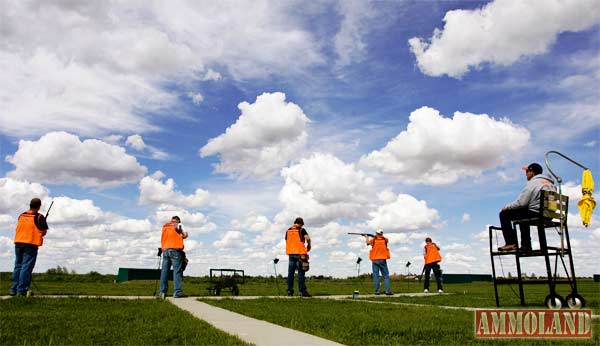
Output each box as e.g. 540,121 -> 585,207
169,297 -> 344,346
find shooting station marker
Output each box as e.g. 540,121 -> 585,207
168,297 -> 344,346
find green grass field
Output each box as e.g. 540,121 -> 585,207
2,272 -> 597,312
1,272 -> 598,345
0,297 -> 249,346
203,298 -> 599,346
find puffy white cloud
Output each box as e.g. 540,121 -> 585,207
125,134 -> 169,160
200,92 -> 310,179
309,222 -> 357,249
359,107 -> 530,185
45,196 -> 112,226
126,135 -> 146,151
0,178 -> 49,215
409,0 -> 600,78
328,251 -> 357,263
461,213 -> 471,224
0,1 -> 323,138
6,132 -> 147,189
138,171 -> 210,209
444,253 -> 477,267
154,206 -> 216,234
231,213 -> 276,233
213,231 -> 245,249
443,243 -> 472,252
101,219 -> 154,234
367,193 -> 440,232
277,153 -> 375,225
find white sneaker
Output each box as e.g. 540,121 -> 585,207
423,289 -> 429,293
438,289 -> 443,293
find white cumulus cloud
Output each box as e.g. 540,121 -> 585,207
409,0 -> 600,78
200,92 -> 310,179
125,134 -> 169,160
367,193 -> 440,232
6,132 -> 147,189
126,135 -> 147,151
359,106 -> 530,185
277,153 -> 375,225
155,206 -> 216,234
138,171 -> 210,209
213,230 -> 245,249
0,1 -> 323,138
0,178 -> 49,215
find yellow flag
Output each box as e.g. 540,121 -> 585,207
578,169 -> 595,227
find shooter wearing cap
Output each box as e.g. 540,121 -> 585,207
365,230 -> 393,295
498,163 -> 555,252
285,217 -> 311,297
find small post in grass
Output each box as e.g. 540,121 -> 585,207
273,258 -> 280,296
406,261 -> 411,292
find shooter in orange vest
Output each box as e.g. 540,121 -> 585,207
10,198 -> 49,296
423,237 -> 443,293
365,229 -> 393,295
285,217 -> 311,297
159,215 -> 188,298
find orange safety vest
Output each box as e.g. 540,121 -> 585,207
161,222 -> 184,250
424,243 -> 442,264
14,212 -> 44,247
285,226 -> 307,255
369,236 -> 390,260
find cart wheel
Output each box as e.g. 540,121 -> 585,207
565,293 -> 586,309
544,294 -> 565,309
232,286 -> 240,296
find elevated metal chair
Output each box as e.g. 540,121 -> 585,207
489,151 -> 588,309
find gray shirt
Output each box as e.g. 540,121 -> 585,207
504,174 -> 556,212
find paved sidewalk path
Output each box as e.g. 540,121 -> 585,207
169,297 -> 345,346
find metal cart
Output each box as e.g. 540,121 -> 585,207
206,268 -> 245,296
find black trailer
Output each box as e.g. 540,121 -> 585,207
206,268 -> 245,296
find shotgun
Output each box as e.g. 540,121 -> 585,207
347,232 -> 375,237
418,265 -> 426,282
45,200 -> 54,220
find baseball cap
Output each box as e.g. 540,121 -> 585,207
376,229 -> 383,235
521,163 -> 543,174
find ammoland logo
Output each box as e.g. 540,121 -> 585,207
475,309 -> 592,338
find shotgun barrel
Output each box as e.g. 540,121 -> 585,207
347,232 -> 375,237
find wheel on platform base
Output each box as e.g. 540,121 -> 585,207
544,294 -> 565,309
565,293 -> 585,309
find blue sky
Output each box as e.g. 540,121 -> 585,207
1,0 -> 599,278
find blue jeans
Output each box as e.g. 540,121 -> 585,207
11,245 -> 38,295
287,255 -> 307,295
372,260 -> 391,294
160,249 -> 184,297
